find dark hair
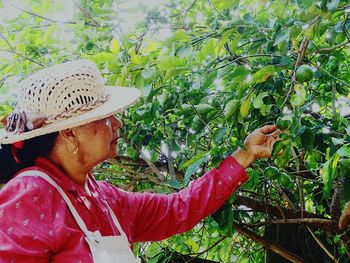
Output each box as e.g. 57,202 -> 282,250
0,132 -> 59,183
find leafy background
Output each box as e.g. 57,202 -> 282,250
1,0 -> 350,262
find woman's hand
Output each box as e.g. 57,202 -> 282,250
231,125 -> 279,168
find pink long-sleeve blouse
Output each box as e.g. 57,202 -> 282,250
0,155 -> 248,262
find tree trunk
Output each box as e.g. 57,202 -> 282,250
264,224 -> 331,262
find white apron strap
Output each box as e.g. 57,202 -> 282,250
18,171 -> 92,237
18,170 -> 131,246
105,203 -> 130,245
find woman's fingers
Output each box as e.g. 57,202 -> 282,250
270,129 -> 281,139
258,124 -> 278,135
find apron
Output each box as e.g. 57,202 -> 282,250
18,171 -> 141,263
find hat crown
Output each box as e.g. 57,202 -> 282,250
18,60 -> 107,116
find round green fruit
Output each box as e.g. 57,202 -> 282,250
327,56 -> 339,73
335,33 -> 346,44
296,65 -> 314,83
263,166 -> 280,180
276,116 -> 292,130
279,172 -> 291,187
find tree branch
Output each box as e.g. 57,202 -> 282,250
242,218 -> 336,227
314,40 -> 350,54
234,195 -> 339,234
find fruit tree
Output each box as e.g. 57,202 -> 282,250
1,0 -> 350,261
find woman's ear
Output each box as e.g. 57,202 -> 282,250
58,128 -> 78,147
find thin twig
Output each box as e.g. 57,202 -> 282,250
4,0 -> 77,25
73,1 -> 101,27
184,236 -> 227,262
306,226 -> 339,263
0,48 -> 44,66
0,32 -> 15,52
184,0 -> 199,19
140,151 -> 165,181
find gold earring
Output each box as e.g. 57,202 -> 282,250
72,145 -> 78,155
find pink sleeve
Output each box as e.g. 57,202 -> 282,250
101,156 -> 248,242
0,177 -> 60,262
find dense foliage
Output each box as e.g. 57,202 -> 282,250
1,0 -> 350,261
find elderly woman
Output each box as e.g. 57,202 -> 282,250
0,60 -> 278,262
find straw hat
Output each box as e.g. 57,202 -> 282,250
0,59 -> 141,144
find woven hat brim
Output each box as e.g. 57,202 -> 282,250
0,86 -> 142,144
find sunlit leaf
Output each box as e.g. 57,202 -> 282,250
109,38 -> 120,54
252,65 -> 275,84
212,0 -> 238,11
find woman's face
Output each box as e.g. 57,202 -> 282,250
75,115 -> 123,166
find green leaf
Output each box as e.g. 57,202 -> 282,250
197,39 -> 216,62
0,104 -> 12,119
126,146 -> 139,160
300,127 -> 315,151
158,55 -> 183,71
224,99 -> 240,119
229,34 -> 241,52
216,29 -> 233,55
230,66 -> 250,82
43,24 -> 56,43
134,72 -> 144,89
240,93 -> 254,118
321,154 -> 340,199
109,38 -> 120,54
84,52 -> 115,65
190,115 -> 205,132
274,30 -> 290,46
338,146 -> 350,158
185,239 -> 199,253
345,124 -> 350,136
145,242 -> 162,258
203,70 -> 218,89
271,0 -> 288,19
177,45 -> 193,58
212,0 -> 238,11
272,140 -> 284,157
252,65 -> 275,84
182,152 -> 209,170
301,0 -> 314,8
130,52 -> 142,65
253,92 -> 268,109
290,84 -> 306,107
212,202 -> 234,236
304,24 -> 316,40
164,68 -> 187,81
195,104 -> 216,117
213,127 -> 227,142
183,152 -> 209,185
167,29 -> 190,42
142,67 -> 156,79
